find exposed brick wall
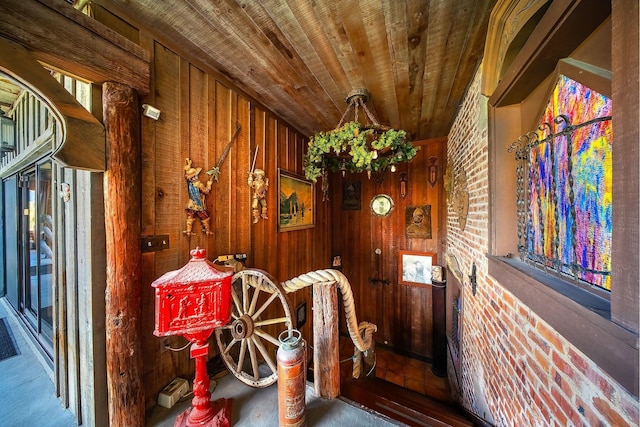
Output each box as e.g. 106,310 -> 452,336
446,65 -> 639,426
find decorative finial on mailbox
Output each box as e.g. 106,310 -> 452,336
190,247 -> 206,259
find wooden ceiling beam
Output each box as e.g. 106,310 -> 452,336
0,36 -> 105,171
0,0 -> 149,95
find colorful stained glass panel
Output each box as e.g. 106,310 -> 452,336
528,74 -> 612,290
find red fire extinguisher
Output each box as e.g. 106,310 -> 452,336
277,329 -> 307,427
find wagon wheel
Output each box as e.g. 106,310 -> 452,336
215,268 -> 293,388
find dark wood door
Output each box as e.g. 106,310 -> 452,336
330,139 -> 446,359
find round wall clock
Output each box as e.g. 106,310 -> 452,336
370,194 -> 394,217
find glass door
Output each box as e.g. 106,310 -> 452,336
38,162 -> 53,343
22,170 -> 37,327
19,161 -> 53,354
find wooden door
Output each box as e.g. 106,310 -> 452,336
330,139 -> 446,360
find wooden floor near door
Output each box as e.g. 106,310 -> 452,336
337,337 -> 474,426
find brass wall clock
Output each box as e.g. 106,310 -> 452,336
370,194 -> 394,217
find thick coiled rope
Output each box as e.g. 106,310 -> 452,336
281,269 -> 377,378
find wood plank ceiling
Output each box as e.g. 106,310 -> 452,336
98,0 -> 496,142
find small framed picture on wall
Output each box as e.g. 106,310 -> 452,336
398,250 -> 437,287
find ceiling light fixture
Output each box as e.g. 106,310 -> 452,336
303,89 -> 417,186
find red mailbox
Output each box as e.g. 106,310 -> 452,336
153,247 -> 232,337
152,247 -> 233,427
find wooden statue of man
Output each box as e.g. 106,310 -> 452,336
183,158 -> 214,236
247,168 -> 268,223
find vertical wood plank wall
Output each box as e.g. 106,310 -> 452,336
134,35 -> 331,403
330,139 -> 446,360
96,5 -> 440,403
53,163 -> 108,426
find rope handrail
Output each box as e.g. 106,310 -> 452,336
282,268 -> 377,379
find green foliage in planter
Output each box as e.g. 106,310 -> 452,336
303,121 -> 418,182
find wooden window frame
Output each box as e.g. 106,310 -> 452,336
487,0 -> 638,396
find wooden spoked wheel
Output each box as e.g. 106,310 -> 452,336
215,269 -> 293,388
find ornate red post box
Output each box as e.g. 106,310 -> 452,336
152,247 -> 233,427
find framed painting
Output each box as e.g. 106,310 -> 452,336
342,181 -> 361,210
398,250 -> 437,287
278,169 -> 315,232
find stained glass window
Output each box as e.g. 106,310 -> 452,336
526,74 -> 612,290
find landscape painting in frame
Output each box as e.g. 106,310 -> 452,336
398,250 -> 436,287
278,169 -> 315,232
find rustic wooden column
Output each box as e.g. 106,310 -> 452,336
313,281 -> 340,398
103,82 -> 145,427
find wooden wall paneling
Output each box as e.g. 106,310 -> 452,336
185,64 -> 208,252
54,164 -> 68,407
250,107 -> 267,269
276,121 -> 290,283
145,42 -> 185,397
151,43 -> 183,276
212,81 -> 232,257
328,138 -> 446,359
138,32 -> 162,406
261,113 -> 279,276
76,169 -> 108,427
64,168 -> 80,418
233,96 -> 252,258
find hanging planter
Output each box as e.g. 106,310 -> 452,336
303,90 -> 418,183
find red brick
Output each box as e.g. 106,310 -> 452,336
540,389 -> 568,426
501,291 -> 514,309
536,321 -> 565,353
533,393 -> 552,424
576,396 -> 602,427
593,396 -> 634,427
553,370 -> 574,398
585,366 -> 614,400
551,384 -> 575,420
533,348 -> 550,374
567,348 -> 589,376
527,362 -> 547,388
551,351 -> 577,383
528,329 -> 550,354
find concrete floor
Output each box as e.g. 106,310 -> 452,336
147,373 -> 402,427
0,297 -> 77,427
0,297 -> 401,426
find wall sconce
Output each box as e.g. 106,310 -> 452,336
0,110 -> 16,158
428,157 -> 438,187
399,172 -> 408,199
142,104 -> 161,120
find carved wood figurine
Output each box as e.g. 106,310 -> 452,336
247,169 -> 268,223
183,158 -> 214,236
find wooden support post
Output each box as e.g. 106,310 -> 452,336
103,82 -> 144,427
313,281 -> 340,399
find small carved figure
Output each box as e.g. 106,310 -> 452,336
177,296 -> 190,319
183,158 -> 214,236
197,293 -> 208,315
248,168 -> 269,223
321,169 -> 329,201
